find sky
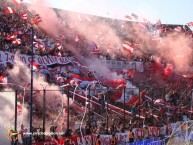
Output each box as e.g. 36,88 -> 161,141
24,0 -> 193,25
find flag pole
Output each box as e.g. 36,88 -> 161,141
30,26 -> 34,145
15,89 -> 18,131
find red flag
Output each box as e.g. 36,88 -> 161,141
21,12 -> 27,20
6,34 -> 16,40
39,44 -> 45,51
90,47 -> 100,54
31,14 -> 42,25
35,14 -> 42,23
55,43 -> 63,50
12,38 -> 21,45
164,63 -> 173,79
5,7 -> 15,14
75,34 -> 81,42
90,42 -> 100,54
57,52 -> 62,57
12,0 -> 23,6
187,22 -> 193,27
33,42 -> 45,51
122,42 -> 135,54
31,62 -> 39,71
0,74 -> 8,84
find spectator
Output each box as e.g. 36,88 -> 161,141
128,129 -> 134,143
95,134 -> 101,145
19,124 -> 30,145
110,133 -> 117,145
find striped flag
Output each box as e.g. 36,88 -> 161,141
122,42 -> 135,55
6,34 -> 16,40
5,7 -> 15,14
33,42 -> 45,51
0,74 -> 8,84
31,14 -> 42,25
21,12 -> 27,20
55,43 -> 63,50
31,62 -> 39,71
12,38 -> 21,45
35,14 -> 42,22
12,0 -> 23,5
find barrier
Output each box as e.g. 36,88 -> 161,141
127,138 -> 167,145
32,134 -> 93,145
33,132 -> 164,145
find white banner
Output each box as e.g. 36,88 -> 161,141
0,51 -> 73,66
99,59 -> 144,72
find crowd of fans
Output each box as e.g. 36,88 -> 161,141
0,1 -> 193,144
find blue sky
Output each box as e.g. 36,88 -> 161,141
24,0 -> 193,25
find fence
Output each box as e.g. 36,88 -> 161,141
0,84 -> 193,143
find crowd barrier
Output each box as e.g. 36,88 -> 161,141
33,127 -> 163,145
127,138 -> 168,145
30,121 -> 193,145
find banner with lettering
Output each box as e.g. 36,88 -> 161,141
99,59 -> 144,72
127,138 -> 167,145
32,127 -> 163,145
0,51 -> 73,66
32,134 -> 93,145
93,133 -> 128,145
133,127 -> 161,139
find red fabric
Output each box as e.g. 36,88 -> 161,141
126,95 -> 139,105
5,7 -> 15,14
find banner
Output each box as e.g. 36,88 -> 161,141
32,134 -> 93,145
99,59 -> 144,72
0,51 -> 73,66
93,133 -> 128,145
133,127 -> 161,139
127,138 -> 167,145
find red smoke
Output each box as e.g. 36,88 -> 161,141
164,63 -> 173,79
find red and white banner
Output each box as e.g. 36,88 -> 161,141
32,128 -> 165,145
133,127 -> 161,139
32,134 -> 93,145
0,51 -> 73,66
